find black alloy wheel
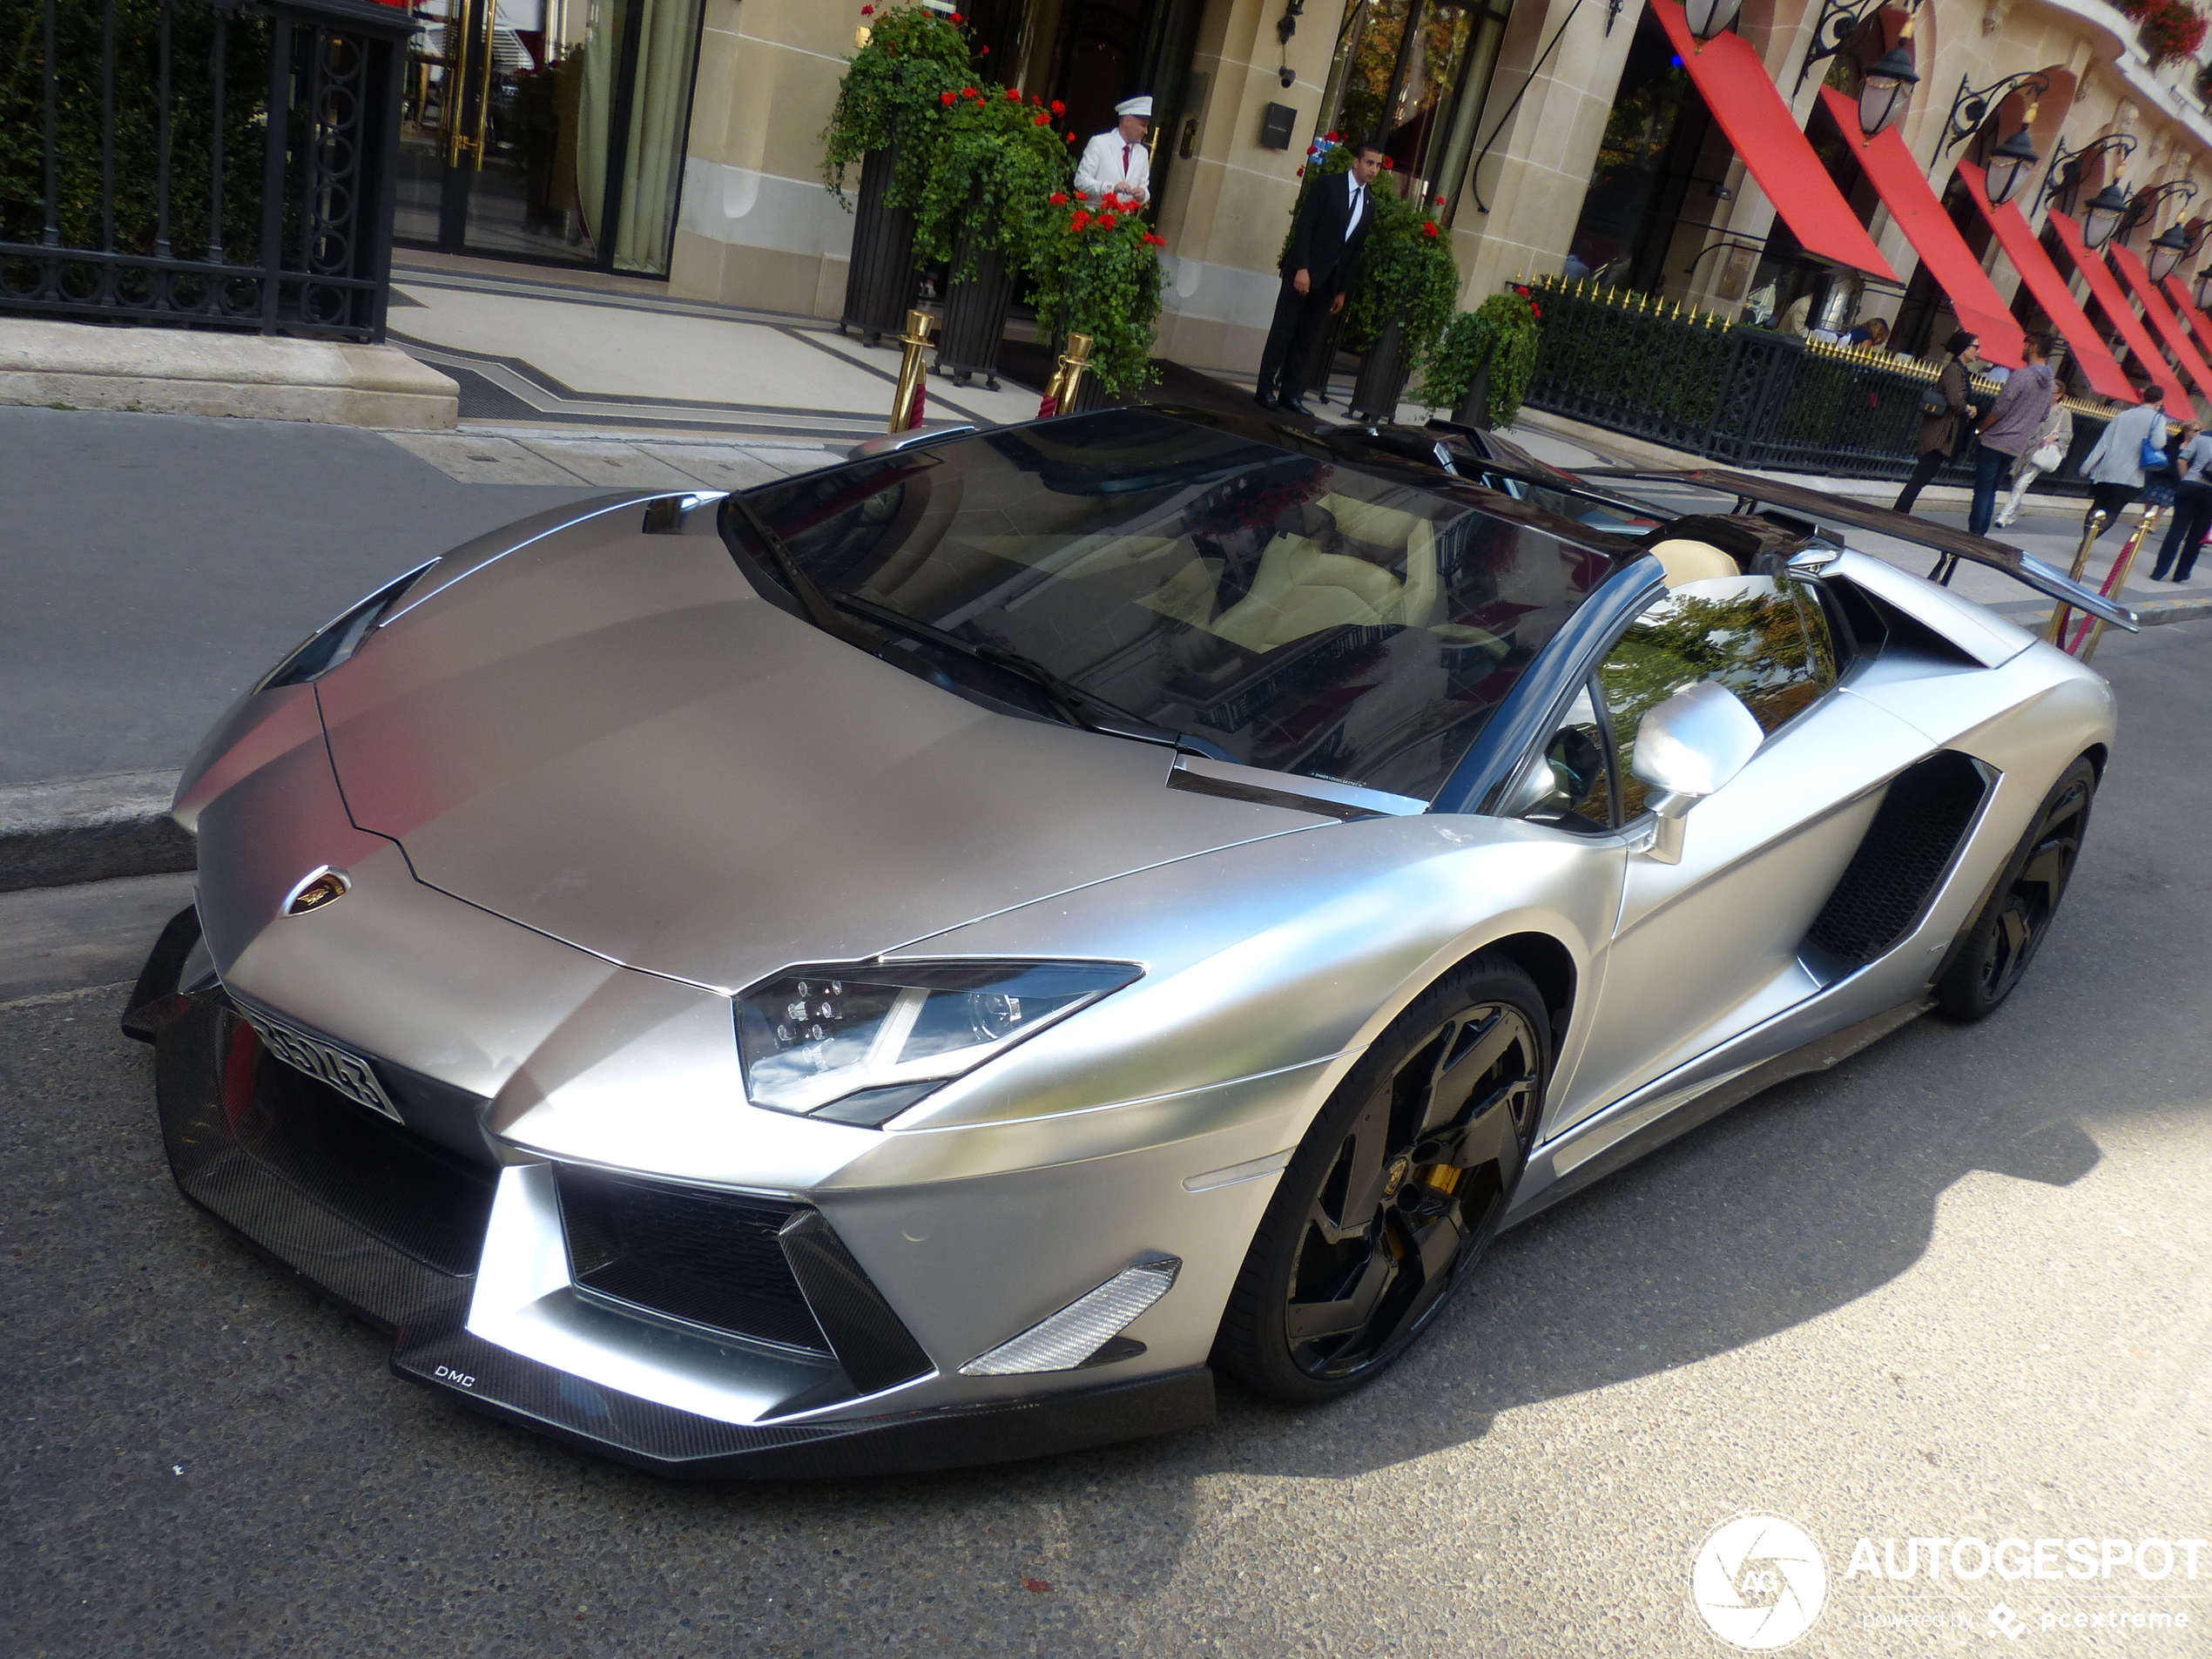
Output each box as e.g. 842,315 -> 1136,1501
1936,756 -> 2097,1022
1214,956 -> 1549,1403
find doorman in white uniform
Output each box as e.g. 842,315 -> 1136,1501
1074,96 -> 1152,204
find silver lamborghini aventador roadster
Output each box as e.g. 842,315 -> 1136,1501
125,407 -> 2127,1476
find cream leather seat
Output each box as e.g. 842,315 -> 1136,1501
1208,516 -> 1440,654
1647,538 -> 1742,589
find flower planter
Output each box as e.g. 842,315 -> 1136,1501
1349,319 -> 1413,423
1453,341 -> 1498,429
840,147 -> 920,347
934,229 -> 1015,389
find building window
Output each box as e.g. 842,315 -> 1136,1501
1318,0 -> 1514,220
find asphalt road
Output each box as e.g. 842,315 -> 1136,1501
5,624 -> 2210,1659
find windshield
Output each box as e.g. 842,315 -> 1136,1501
739,410 -> 1619,802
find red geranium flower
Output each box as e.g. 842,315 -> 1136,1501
980,44 -> 988,53
1070,211 -> 1090,231
1034,111 -> 1048,125
1433,195 -> 1446,206
1325,131 -> 1339,141
1050,100 -> 1065,115
1033,95 -> 1043,105
961,86 -> 978,98
1422,221 -> 1439,237
1049,192 -> 1068,205
1006,86 -> 1021,102
1098,212 -> 1117,228
941,91 -> 954,105
1063,131 -> 1074,142
860,3 -> 872,12
950,9 -> 962,19
1295,165 -> 1305,177
1380,156 -> 1393,169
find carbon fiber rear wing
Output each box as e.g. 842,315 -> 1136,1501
1576,465 -> 2139,631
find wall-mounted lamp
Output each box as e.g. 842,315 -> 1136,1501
2148,222 -> 2195,283
1683,0 -> 1744,44
2081,179 -> 2132,250
1981,122 -> 2041,207
1855,27 -> 1919,138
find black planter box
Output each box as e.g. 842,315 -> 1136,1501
840,147 -> 919,347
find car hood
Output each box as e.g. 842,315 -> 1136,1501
314,503 -> 1327,991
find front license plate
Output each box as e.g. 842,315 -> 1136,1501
245,1009 -> 403,1124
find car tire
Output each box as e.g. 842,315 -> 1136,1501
1934,755 -> 2097,1023
1212,954 -> 1551,1404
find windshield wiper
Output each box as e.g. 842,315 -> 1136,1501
719,490 -> 883,653
832,592 -> 1218,752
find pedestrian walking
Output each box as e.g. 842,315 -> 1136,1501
1967,333 -> 2055,537
2151,420 -> 2212,581
2077,388 -> 2170,541
1893,330 -> 1978,515
1993,397 -> 2074,529
1254,138 -> 1383,415
1074,96 -> 1152,206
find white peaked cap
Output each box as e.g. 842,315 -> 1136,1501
1116,96 -> 1154,118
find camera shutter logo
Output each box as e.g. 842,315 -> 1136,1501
1689,1513 -> 1829,1650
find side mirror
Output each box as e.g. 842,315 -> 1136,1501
1630,682 -> 1764,862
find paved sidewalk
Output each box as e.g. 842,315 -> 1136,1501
388,258 -> 1040,442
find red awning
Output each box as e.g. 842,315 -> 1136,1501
1957,165 -> 2137,404
2110,244 -> 2212,404
2046,208 -> 2195,417
1822,90 -> 2022,366
2161,274 -> 2212,360
1651,1 -> 1898,281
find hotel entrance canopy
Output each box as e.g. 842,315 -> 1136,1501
1958,165 -> 2139,405
2047,207 -> 2195,416
1822,89 -> 2021,366
1653,1 -> 1898,280
2110,244 -> 2212,404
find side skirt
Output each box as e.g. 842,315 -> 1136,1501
1501,996 -> 1932,1228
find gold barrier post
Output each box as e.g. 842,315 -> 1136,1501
888,310 -> 933,433
2068,502 -> 2160,661
2046,509 -> 2107,645
1038,333 -> 1094,419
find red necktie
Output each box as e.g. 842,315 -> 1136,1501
1122,144 -> 1131,175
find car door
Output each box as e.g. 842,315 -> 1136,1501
1531,568 -> 1932,1134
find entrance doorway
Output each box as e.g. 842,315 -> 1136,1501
395,0 -> 704,276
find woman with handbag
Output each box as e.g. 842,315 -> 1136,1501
1993,399 -> 2074,528
2151,421 -> 2212,581
1893,331 -> 1977,515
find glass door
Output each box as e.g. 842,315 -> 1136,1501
395,0 -> 701,275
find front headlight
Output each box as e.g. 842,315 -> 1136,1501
735,960 -> 1142,1127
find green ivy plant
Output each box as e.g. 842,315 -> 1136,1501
1030,194 -> 1167,398
910,85 -> 1074,280
1421,287 -> 1545,427
820,2 -> 974,209
1342,183 -> 1460,372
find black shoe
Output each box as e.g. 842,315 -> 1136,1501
1252,388 -> 1278,409
1280,395 -> 1314,417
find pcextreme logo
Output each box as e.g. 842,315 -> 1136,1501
1689,1513 -> 1830,1651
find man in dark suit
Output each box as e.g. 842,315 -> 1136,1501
1255,138 -> 1386,415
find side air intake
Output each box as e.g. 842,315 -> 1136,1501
1802,751 -> 1992,975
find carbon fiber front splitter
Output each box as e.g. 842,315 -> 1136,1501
145,986 -> 1216,1479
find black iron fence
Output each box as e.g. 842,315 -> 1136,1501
1,0 -> 413,342
1521,274 -> 2110,496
